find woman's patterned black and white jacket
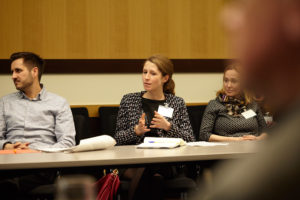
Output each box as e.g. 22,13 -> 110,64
114,92 -> 195,145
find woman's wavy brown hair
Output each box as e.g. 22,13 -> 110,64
146,55 -> 175,95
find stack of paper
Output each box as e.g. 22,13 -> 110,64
137,137 -> 186,149
37,135 -> 116,153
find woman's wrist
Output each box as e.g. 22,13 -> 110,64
164,122 -> 171,131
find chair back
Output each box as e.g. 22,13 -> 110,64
98,106 -> 120,137
71,107 -> 91,145
186,105 -> 206,141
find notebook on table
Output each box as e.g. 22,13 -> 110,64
137,137 -> 186,149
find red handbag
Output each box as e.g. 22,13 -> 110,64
95,169 -> 120,200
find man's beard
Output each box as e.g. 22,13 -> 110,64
15,79 -> 34,92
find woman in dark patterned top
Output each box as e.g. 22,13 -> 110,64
115,55 -> 194,200
115,55 -> 195,145
199,64 -> 267,142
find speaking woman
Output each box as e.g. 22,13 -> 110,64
199,64 -> 267,142
114,55 -> 195,200
115,55 -> 195,145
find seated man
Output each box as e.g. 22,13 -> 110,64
0,52 -> 76,198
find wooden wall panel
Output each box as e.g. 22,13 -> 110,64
167,0 -> 191,58
86,0 -> 109,58
22,0 -> 43,54
0,0 -> 230,59
108,0 -> 129,57
66,0 -> 87,57
128,0 -> 151,58
42,0 -> 67,57
0,0 -> 23,54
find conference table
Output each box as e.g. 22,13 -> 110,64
0,142 -> 260,170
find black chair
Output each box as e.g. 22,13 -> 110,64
187,105 -> 207,141
98,106 -> 119,136
71,107 -> 92,144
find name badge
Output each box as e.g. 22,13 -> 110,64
241,109 -> 257,119
158,104 -> 174,118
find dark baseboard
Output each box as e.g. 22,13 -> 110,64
0,59 -> 230,74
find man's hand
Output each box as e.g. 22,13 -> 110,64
4,142 -> 29,150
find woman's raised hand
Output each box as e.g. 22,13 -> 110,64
134,113 -> 151,136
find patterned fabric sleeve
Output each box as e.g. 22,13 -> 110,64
199,100 -> 218,141
159,97 -> 195,142
114,94 -> 143,145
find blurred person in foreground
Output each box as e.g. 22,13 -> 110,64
193,0 -> 300,199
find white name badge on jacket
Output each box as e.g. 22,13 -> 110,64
241,109 -> 257,119
158,105 -> 174,118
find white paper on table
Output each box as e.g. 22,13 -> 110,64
187,141 -> 229,147
37,135 -> 116,153
36,147 -> 73,153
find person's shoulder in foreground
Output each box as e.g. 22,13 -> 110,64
193,0 -> 300,199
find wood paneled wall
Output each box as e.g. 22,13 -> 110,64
0,0 -> 229,59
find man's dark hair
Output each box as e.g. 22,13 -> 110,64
10,52 -> 45,81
